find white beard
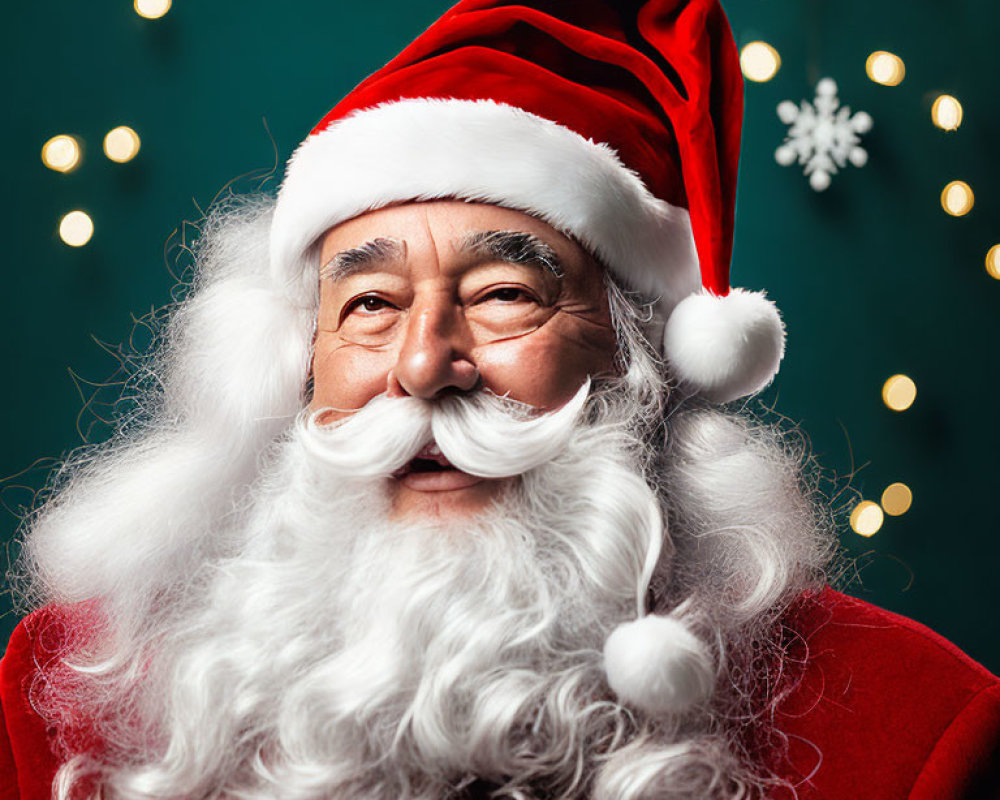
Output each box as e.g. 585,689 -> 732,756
25,201 -> 832,800
72,383 -> 681,800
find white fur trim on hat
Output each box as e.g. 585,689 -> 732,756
270,98 -> 700,310
662,288 -> 786,404
603,613 -> 714,716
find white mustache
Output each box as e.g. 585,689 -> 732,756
298,381 -> 591,479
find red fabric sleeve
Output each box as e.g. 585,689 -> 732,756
773,589 -> 1000,800
0,613 -> 62,800
909,682 -> 1000,799
0,666 -> 19,800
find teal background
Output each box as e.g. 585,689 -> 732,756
2,2 -> 998,670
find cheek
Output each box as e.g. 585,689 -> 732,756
311,334 -> 397,415
474,327 -> 615,409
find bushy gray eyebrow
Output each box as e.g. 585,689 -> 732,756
460,230 -> 564,278
320,230 -> 563,282
320,236 -> 406,281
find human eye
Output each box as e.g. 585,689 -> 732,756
473,285 -> 539,305
332,293 -> 403,346
464,283 -> 552,342
341,293 -> 397,321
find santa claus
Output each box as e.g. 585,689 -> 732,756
2,1 -> 998,798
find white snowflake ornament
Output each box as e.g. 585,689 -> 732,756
775,77 -> 873,191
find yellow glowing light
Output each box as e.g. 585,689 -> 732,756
41,134 -> 81,173
866,51 -> 905,86
882,374 -> 917,412
931,95 -> 963,131
58,211 -> 94,247
134,0 -> 171,18
941,180 -> 974,216
986,245 -> 1000,280
850,500 -> 884,537
880,483 -> 913,516
740,41 -> 781,83
103,126 -> 141,163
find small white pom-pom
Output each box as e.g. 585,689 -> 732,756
604,614 -> 714,716
663,288 -> 785,404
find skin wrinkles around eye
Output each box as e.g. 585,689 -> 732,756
334,260 -> 551,322
342,293 -> 398,318
335,264 -> 568,347
334,296 -> 402,342
468,283 -> 543,306
462,285 -> 556,345
331,286 -> 550,349
324,229 -> 559,311
322,228 -> 574,348
325,272 -> 411,331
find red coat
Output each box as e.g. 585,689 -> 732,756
2,589 -> 998,799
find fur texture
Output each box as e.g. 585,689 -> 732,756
270,99 -> 701,310
603,611 -> 715,715
662,288 -> 786,403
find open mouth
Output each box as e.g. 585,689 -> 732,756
395,443 -> 454,477
392,442 -> 487,495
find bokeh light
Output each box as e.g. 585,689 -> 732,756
987,245 -> 1000,280
866,51 -> 905,86
103,126 -> 141,163
740,41 -> 781,83
931,95 -> 963,131
41,134 -> 81,173
881,483 -> 913,516
882,374 -> 917,412
134,0 -> 171,19
941,180 -> 974,216
58,211 -> 94,247
850,500 -> 884,537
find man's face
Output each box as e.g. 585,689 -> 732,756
312,200 -> 618,518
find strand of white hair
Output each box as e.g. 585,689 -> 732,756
14,195 -> 835,800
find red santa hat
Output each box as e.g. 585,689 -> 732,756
270,0 -> 785,404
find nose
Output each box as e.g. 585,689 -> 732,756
387,299 -> 479,399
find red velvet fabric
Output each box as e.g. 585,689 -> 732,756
3,589 -> 998,798
772,590 -> 1000,799
0,613 -> 61,800
310,0 -> 743,296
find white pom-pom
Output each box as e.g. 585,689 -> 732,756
663,288 -> 785,404
604,614 -> 714,716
